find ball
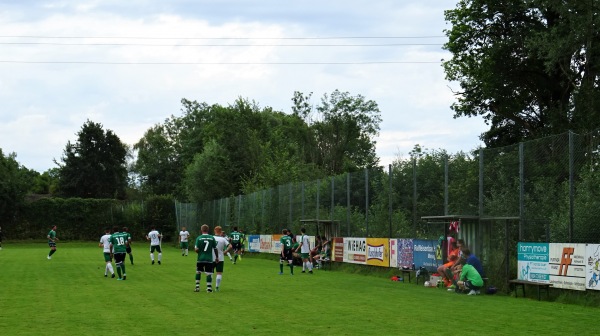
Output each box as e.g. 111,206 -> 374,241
424,281 -> 431,287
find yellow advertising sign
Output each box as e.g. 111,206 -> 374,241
366,238 -> 390,267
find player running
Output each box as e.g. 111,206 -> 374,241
228,227 -> 243,264
99,228 -> 115,278
47,225 -> 59,260
123,227 -> 134,265
146,227 -> 162,265
110,226 -> 129,280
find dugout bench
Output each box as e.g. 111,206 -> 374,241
509,279 -> 552,301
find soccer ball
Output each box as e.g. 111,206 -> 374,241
424,281 -> 431,287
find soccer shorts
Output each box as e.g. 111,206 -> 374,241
114,252 -> 126,264
232,242 -> 242,252
196,261 -> 215,274
215,261 -> 224,273
104,252 -> 113,262
48,242 -> 56,248
281,249 -> 293,261
180,242 -> 189,249
150,245 -> 162,253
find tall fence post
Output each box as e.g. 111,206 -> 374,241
316,179 -> 320,223
569,131 -> 574,243
412,158 -> 417,235
444,155 -> 449,216
347,172 -> 351,237
519,142 -> 524,241
388,164 -> 393,238
365,168 -> 369,238
331,176 -> 335,221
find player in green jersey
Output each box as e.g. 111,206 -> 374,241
194,224 -> 219,293
110,226 -> 129,280
279,229 -> 294,275
47,225 -> 59,260
228,227 -> 243,264
123,227 -> 134,265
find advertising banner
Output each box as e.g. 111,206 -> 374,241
412,239 -> 440,271
247,235 -> 260,252
366,238 -> 389,267
333,237 -> 344,262
549,243 -> 586,291
517,242 -> 549,283
397,238 -> 414,269
389,239 -> 398,268
271,234 -> 283,254
586,244 -> 600,290
259,235 -> 272,253
343,237 -> 366,264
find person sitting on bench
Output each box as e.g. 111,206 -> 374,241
437,240 -> 460,288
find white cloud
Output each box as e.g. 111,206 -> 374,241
0,1 -> 486,173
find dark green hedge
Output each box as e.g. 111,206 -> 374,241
9,196 -> 176,242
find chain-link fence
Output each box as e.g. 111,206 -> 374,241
178,129 -> 600,242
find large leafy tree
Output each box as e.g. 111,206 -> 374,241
292,90 -> 382,175
0,149 -> 30,223
443,0 -> 600,147
57,120 -> 128,199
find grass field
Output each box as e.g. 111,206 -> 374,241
0,242 -> 597,335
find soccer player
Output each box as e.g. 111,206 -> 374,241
279,229 -> 294,275
222,232 -> 233,261
47,225 -> 59,260
110,226 -> 129,280
213,226 -> 232,291
239,229 -> 246,257
228,227 -> 243,264
146,226 -> 162,265
123,227 -> 134,265
179,226 -> 190,256
296,227 -> 313,274
194,224 -> 219,293
99,228 -> 115,278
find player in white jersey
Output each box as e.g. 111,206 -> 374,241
99,228 -> 115,278
296,227 -> 313,274
146,227 -> 163,265
213,226 -> 232,291
179,227 -> 190,256
222,232 -> 233,261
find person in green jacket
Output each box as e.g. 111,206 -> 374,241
457,263 -> 484,295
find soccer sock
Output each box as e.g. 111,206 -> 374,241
303,261 -> 306,271
309,262 -> 313,271
107,263 -> 114,274
290,263 -> 294,274
227,252 -> 232,260
185,248 -> 188,256
207,275 -> 212,289
150,253 -> 154,261
216,274 -> 222,287
280,263 -> 284,272
121,263 -> 126,275
234,254 -> 238,262
49,249 -> 56,256
129,254 -> 134,264
116,264 -> 122,278
105,264 -> 108,275
195,274 -> 201,288
158,253 -> 162,262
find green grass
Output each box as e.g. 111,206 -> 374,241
0,243 -> 598,335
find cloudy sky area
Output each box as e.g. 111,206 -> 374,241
0,0 -> 488,173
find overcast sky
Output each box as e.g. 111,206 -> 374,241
0,0 -> 487,173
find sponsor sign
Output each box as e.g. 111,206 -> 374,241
343,237 -> 366,264
389,239 -> 398,268
586,244 -> 600,290
412,239 -> 440,272
259,235 -> 272,253
247,235 -> 260,253
271,234 -> 283,254
333,237 -> 344,262
397,238 -> 414,269
549,243 -> 586,291
366,238 -> 389,267
517,242 -> 549,283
